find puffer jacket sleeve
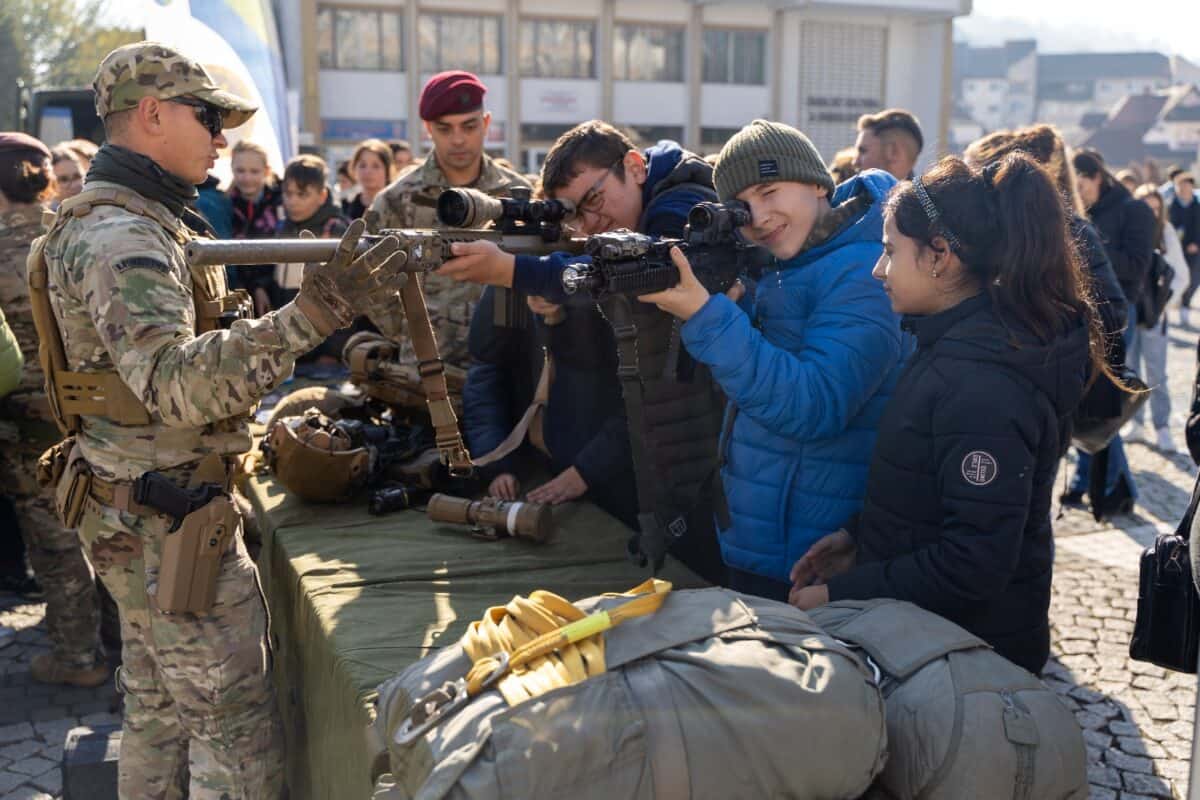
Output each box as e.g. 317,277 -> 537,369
826,369 -> 1038,615
679,249 -> 902,443
0,306 -> 22,399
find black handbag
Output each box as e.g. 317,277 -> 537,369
1129,475 -> 1200,673
1071,364 -> 1149,455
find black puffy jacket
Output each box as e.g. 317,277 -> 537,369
826,293 -> 1090,674
1088,181 -> 1157,305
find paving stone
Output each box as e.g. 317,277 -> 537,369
1121,770 -> 1175,797
1082,729 -> 1112,749
0,741 -> 41,762
8,755 -> 55,777
1075,711 -> 1108,730
0,772 -> 36,794
29,767 -> 60,795
1087,763 -> 1122,789
1116,736 -> 1166,758
1104,747 -> 1155,775
0,724 -> 34,746
1087,787 -> 1117,800
1109,720 -> 1140,737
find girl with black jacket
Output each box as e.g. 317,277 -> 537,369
1067,150 -> 1157,514
790,154 -> 1106,675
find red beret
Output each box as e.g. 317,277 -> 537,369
0,132 -> 51,160
419,71 -> 487,121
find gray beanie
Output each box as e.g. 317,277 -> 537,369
713,119 -> 834,202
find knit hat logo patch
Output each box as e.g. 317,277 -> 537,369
758,159 -> 780,178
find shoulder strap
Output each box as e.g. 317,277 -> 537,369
27,196 -> 154,434
59,186 -> 190,245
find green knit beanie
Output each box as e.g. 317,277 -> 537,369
713,119 -> 834,202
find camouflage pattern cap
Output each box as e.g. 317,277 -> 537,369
93,41 -> 257,129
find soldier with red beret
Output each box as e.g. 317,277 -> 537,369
369,70 -> 529,374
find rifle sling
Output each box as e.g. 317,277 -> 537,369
398,274 -> 473,474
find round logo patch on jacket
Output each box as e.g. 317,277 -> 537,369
961,451 -> 998,486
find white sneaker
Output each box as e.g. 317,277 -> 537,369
1156,427 -> 1178,453
1122,421 -> 1147,443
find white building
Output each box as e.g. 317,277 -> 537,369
953,39 -> 1036,134
273,0 -> 969,173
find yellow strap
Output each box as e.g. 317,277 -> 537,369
461,579 -> 671,706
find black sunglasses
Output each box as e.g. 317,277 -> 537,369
168,97 -> 224,138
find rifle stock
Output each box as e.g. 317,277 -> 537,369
185,230 -> 587,268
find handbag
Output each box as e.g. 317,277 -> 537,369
1129,474 -> 1200,673
1136,250 -> 1174,330
1071,363 -> 1149,455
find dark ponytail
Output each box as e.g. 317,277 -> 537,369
886,154 -> 1107,376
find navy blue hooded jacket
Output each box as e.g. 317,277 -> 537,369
679,170 -> 905,583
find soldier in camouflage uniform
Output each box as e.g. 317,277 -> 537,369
40,42 -> 409,798
0,132 -> 107,687
369,70 -> 529,372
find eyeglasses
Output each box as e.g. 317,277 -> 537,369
169,97 -> 225,138
576,159 -> 624,216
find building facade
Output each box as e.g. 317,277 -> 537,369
273,0 -> 968,173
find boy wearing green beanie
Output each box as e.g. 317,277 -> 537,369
641,119 -> 907,601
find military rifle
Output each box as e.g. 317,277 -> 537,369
560,200 -> 772,300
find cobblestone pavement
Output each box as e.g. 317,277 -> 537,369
1,320 -> 1200,799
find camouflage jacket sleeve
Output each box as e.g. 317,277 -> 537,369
73,216 -> 324,427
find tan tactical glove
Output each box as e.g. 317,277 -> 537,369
294,219 -> 408,336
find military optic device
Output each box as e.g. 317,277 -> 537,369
426,494 -> 555,543
561,200 -> 769,299
436,186 -> 575,241
369,484 -> 436,516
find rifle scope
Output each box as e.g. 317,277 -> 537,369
437,187 -> 576,230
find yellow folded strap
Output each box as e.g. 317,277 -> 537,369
395,579 -> 671,745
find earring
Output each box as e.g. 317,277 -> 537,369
932,270 -> 939,278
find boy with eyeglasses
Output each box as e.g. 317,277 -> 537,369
446,120 -> 731,582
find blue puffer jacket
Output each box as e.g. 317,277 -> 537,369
680,169 -> 906,583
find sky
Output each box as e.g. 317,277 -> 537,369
957,0 -> 1200,63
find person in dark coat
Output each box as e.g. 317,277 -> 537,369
227,140 -> 283,314
463,290 -> 637,528
1169,171 -> 1200,317
790,154 -> 1098,675
194,173 -> 233,239
1069,149 -> 1156,514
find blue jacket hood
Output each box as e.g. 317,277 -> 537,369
784,168 -> 897,269
642,140 -> 687,203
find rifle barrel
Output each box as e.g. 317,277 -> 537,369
186,231 -> 588,268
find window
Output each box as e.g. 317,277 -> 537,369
521,123 -> 574,142
317,6 -> 403,71
520,20 -> 595,79
419,13 -> 503,75
613,24 -> 684,82
621,124 -> 685,145
797,21 -> 886,157
702,29 -> 766,85
701,127 -> 740,147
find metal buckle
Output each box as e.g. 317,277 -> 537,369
394,651 -> 510,745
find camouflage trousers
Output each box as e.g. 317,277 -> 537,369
0,411 -> 100,669
78,492 -> 284,799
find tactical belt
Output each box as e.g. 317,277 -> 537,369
88,456 -> 236,517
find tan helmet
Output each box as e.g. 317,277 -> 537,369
265,409 -> 372,502
264,386 -> 362,430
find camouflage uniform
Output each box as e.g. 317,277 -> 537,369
369,154 -> 529,371
40,42 -> 306,799
0,205 -> 102,673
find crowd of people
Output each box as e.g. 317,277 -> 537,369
0,40 -> 1198,797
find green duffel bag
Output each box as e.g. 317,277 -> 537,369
370,584 -> 888,800
809,600 -> 1087,800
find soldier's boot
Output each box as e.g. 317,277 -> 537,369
30,652 -> 111,688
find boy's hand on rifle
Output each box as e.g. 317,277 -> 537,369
438,240 -> 515,287
638,246 -> 711,321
